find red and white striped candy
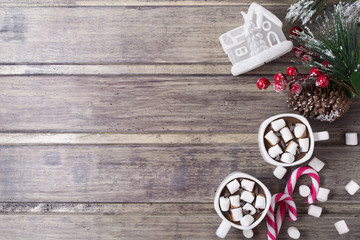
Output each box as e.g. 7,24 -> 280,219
285,166 -> 320,204
266,193 -> 297,240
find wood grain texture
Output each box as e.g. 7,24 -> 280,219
1,75 -> 359,132
0,204 -> 358,240
0,145 -> 359,203
0,6 -> 294,64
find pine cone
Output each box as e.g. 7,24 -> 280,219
287,84 -> 351,122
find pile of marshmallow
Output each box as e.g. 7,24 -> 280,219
265,118 -> 309,164
219,178 -> 266,227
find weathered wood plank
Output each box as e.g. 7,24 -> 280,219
0,204 -> 358,240
0,145 -> 359,202
0,6 -> 295,64
0,75 -> 359,132
0,133 -> 258,145
0,0 -> 321,7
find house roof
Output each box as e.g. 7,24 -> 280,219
246,3 -> 283,28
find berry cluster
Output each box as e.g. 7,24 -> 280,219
289,26 -> 330,68
256,66 -> 330,94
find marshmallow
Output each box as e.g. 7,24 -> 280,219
281,152 -> 295,164
243,203 -> 256,215
265,130 -> 280,146
308,157 -> 325,172
230,207 -> 243,221
280,127 -> 294,143
273,166 -> 287,179
299,138 -> 309,152
345,132 -> 358,145
286,141 -> 298,155
255,194 -> 266,209
334,220 -> 349,235
243,229 -> 254,239
316,187 -> 330,202
241,179 -> 255,192
271,119 -> 286,131
345,180 -> 360,195
268,144 -> 283,158
241,190 -> 255,203
226,179 -> 240,194
219,196 -> 230,211
299,185 -> 311,197
240,214 -> 254,227
287,226 -> 300,239
308,205 -> 322,218
294,123 -> 306,138
229,195 -> 241,208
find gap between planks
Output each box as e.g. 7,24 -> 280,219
0,133 -> 257,145
1,202 -> 360,215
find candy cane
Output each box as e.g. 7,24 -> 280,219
266,193 -> 297,240
284,166 -> 320,204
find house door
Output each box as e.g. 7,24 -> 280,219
267,31 -> 280,46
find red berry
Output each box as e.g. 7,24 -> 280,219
273,79 -> 287,93
322,61 -> 330,67
274,73 -> 287,83
309,67 -> 322,77
302,55 -> 312,62
289,82 -> 303,94
286,66 -> 298,77
290,26 -> 303,37
316,75 -> 330,88
293,45 -> 305,58
256,77 -> 271,90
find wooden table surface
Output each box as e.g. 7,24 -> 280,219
0,0 -> 359,239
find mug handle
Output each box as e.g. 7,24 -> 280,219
313,131 -> 329,141
216,220 -> 231,238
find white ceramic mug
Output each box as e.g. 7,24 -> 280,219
258,113 -> 329,167
214,172 -> 271,238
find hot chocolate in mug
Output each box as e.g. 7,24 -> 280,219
258,113 -> 329,167
214,172 -> 271,238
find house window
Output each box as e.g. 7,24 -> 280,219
267,31 -> 280,46
262,21 -> 271,31
235,46 -> 248,57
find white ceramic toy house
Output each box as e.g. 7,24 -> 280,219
219,3 -> 293,76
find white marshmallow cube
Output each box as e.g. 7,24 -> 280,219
271,119 -> 286,132
308,205 -> 322,218
273,166 -> 287,179
241,190 -> 255,203
226,179 -> 240,194
255,194 -> 266,209
334,220 -> 349,235
265,130 -> 280,146
280,127 -> 294,143
268,144 -> 283,158
229,195 -> 241,208
299,138 -> 309,152
299,185 -> 311,197
308,157 -> 325,172
243,229 -> 254,239
345,132 -> 358,146
281,152 -> 295,164
316,187 -> 330,202
230,207 -> 243,221
287,226 -> 300,239
240,214 -> 254,227
286,141 -> 298,155
345,180 -> 360,195
243,203 -> 256,215
219,196 -> 230,211
241,179 -> 255,192
294,123 -> 306,138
